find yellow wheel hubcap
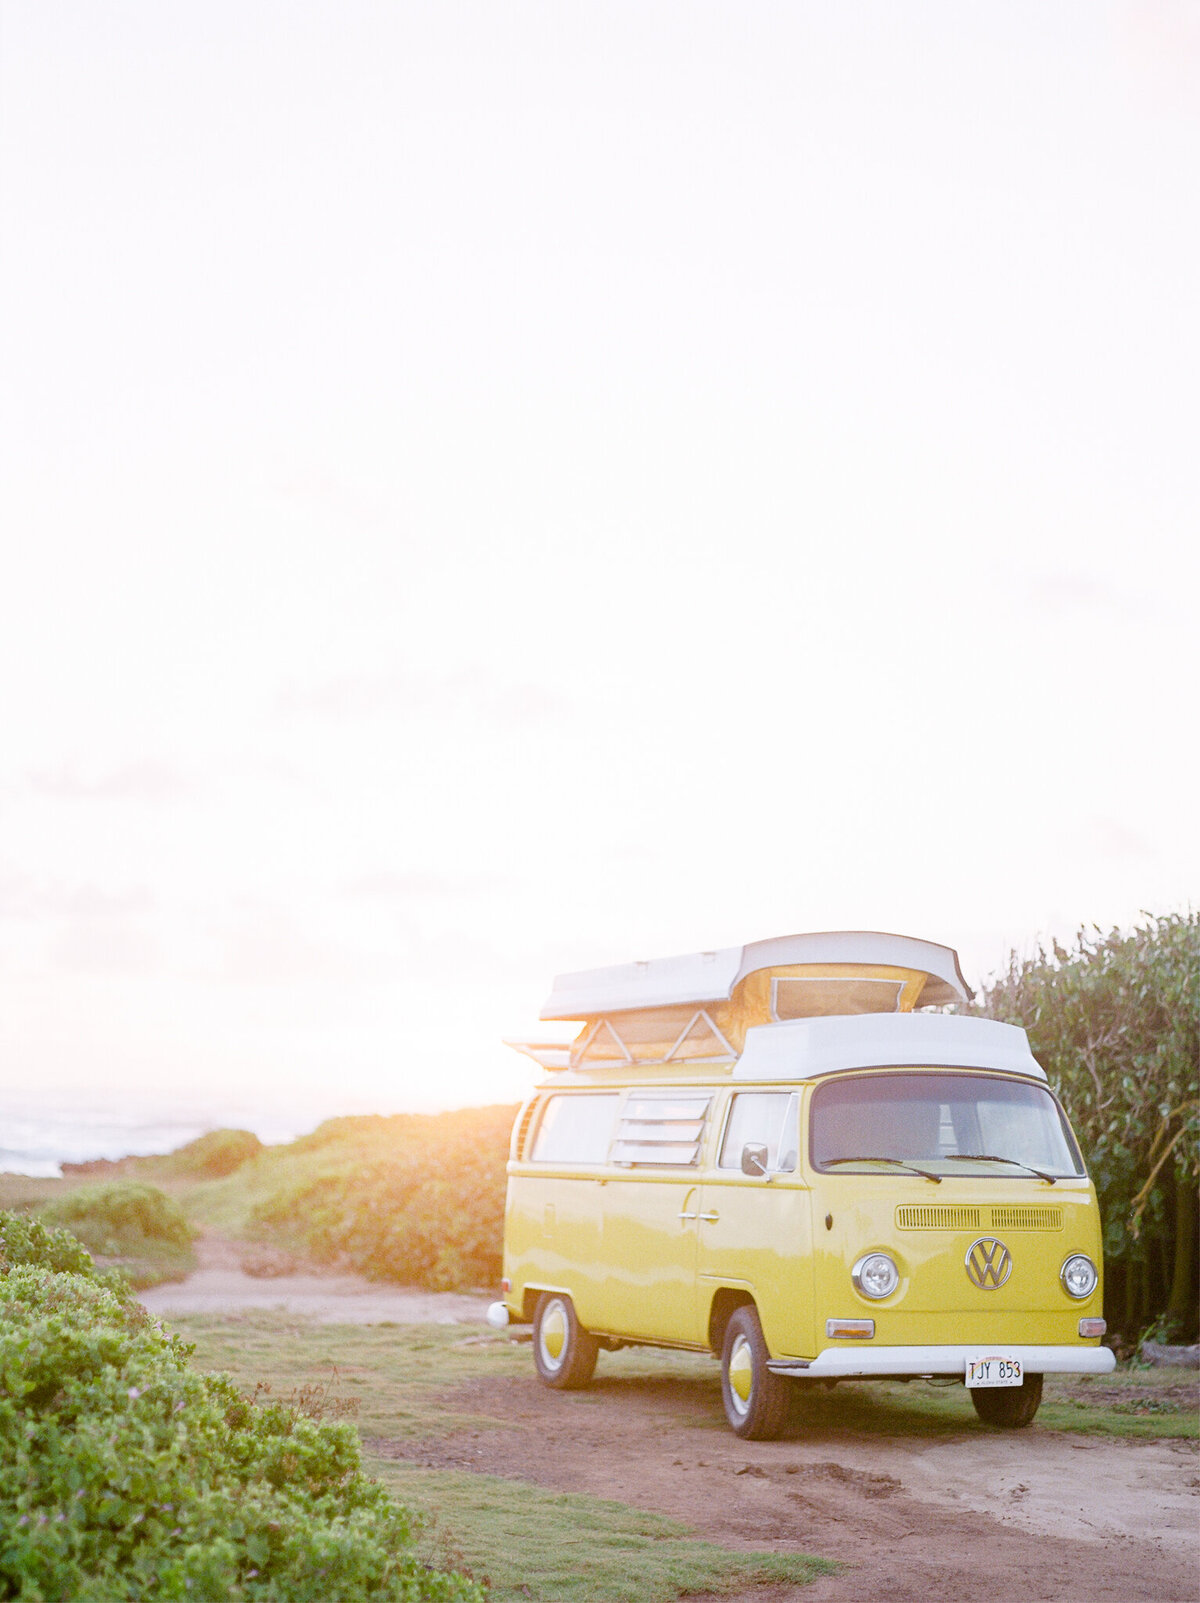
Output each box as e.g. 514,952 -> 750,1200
728,1337 -> 754,1407
542,1305 -> 567,1363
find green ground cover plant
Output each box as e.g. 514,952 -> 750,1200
0,1214 -> 481,1603
0,1212 -> 96,1278
37,1181 -> 197,1290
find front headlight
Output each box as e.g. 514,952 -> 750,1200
1060,1254 -> 1098,1299
852,1252 -> 900,1299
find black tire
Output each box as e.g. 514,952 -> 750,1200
970,1372 -> 1043,1429
532,1293 -> 599,1390
720,1305 -> 791,1440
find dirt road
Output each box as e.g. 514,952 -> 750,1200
138,1234 -> 492,1325
141,1250 -> 1199,1603
379,1366 -> 1199,1603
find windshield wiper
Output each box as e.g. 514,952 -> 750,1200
943,1153 -> 1058,1185
823,1155 -> 942,1184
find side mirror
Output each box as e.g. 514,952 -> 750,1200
741,1143 -> 769,1178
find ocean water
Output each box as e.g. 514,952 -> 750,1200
0,1090 -> 401,1178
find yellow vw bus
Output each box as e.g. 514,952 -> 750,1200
489,932 -> 1114,1439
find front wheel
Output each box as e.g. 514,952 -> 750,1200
532,1293 -> 599,1390
720,1305 -> 791,1440
970,1372 -> 1043,1429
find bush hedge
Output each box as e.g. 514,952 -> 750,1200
248,1107 -> 514,1291
39,1182 -> 194,1258
978,912 -> 1199,1342
149,1128 -> 265,1180
0,1212 -> 481,1602
36,1182 -> 197,1289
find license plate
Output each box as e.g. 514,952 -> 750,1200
964,1352 -> 1023,1388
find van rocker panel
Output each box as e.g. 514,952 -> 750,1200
769,1343 -> 1116,1378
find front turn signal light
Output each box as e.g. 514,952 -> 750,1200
826,1318 -> 875,1339
1078,1317 -> 1106,1338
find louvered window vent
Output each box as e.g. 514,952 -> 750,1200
513,1098 -> 541,1161
611,1095 -> 712,1167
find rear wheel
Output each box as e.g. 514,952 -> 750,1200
720,1305 -> 791,1440
532,1293 -> 599,1390
970,1372 -> 1043,1428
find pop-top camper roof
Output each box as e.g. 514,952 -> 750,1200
539,931 -> 970,1020
506,931 -> 975,1073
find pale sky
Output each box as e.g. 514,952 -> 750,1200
1,2 -> 1196,1126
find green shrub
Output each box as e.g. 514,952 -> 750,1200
978,912 -> 1199,1341
151,1128 -> 265,1179
0,1221 -> 481,1602
0,1212 -> 97,1278
36,1183 -> 197,1288
40,1181 -> 194,1257
248,1106 -> 514,1292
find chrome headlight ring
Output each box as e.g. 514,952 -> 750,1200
851,1251 -> 900,1300
1060,1253 -> 1099,1299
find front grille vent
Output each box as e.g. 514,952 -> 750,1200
896,1205 -> 982,1230
990,1206 -> 1063,1231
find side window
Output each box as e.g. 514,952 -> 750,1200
719,1092 -> 799,1172
611,1094 -> 711,1166
530,1093 -> 619,1163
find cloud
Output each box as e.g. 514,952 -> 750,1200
272,468 -> 398,532
27,761 -> 195,801
343,870 -> 502,901
1027,572 -> 1134,618
218,911 -> 390,987
47,922 -> 160,975
274,667 -> 566,727
1079,817 -> 1153,860
0,876 -> 155,921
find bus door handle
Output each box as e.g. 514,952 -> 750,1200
698,1210 -> 720,1223
678,1208 -> 698,1221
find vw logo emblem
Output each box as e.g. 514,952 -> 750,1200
965,1237 -> 1012,1290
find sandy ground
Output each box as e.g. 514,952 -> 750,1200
139,1234 -> 491,1325
141,1244 -> 1200,1603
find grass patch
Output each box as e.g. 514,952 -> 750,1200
172,1315 -> 1198,1450
375,1465 -> 835,1603
170,1314 -> 532,1440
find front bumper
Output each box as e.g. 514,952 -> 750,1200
768,1343 -> 1116,1378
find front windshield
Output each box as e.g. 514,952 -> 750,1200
810,1072 -> 1085,1178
